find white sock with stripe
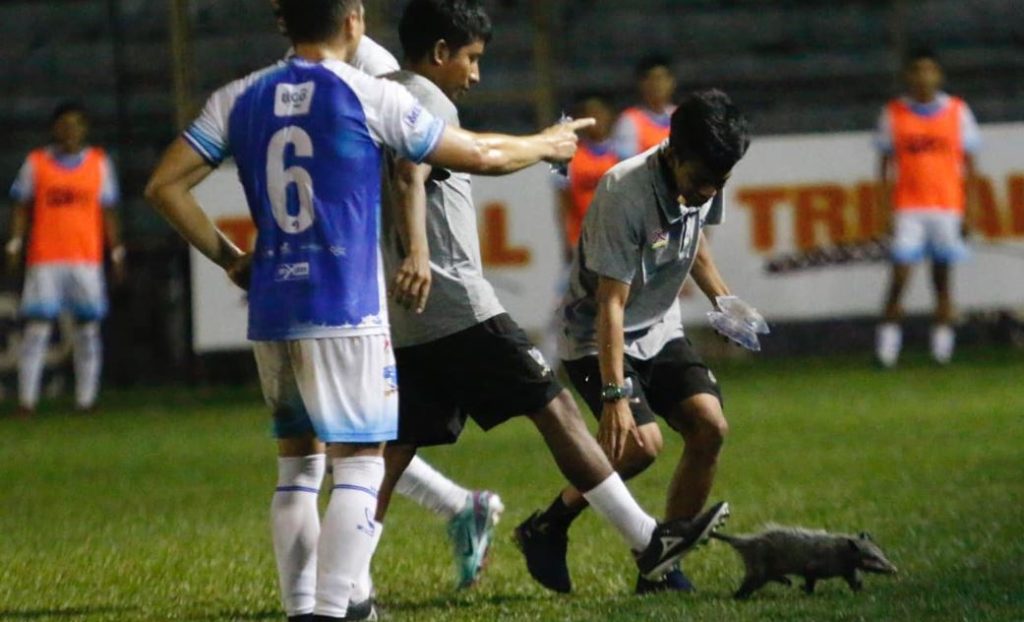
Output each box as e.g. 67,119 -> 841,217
18,321 -> 52,409
315,456 -> 385,618
73,321 -> 102,409
395,455 -> 470,519
272,454 -> 325,617
582,473 -> 658,552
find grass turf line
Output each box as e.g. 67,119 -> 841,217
0,348 -> 1022,621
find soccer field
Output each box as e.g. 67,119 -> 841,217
2,349 -> 1022,621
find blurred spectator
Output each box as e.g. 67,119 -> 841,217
6,101 -> 125,415
612,54 -> 677,159
875,48 -> 980,367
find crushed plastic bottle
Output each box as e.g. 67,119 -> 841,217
707,295 -> 769,352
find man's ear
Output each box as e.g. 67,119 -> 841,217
432,40 -> 451,66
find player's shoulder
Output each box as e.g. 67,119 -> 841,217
600,149 -> 653,191
351,36 -> 400,77
384,71 -> 457,121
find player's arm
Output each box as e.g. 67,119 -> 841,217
426,119 -> 594,176
557,187 -> 574,263
389,159 -> 432,313
963,153 -> 979,235
5,201 -> 30,274
690,232 -> 732,305
103,210 -> 127,284
99,156 -> 127,284
144,138 -> 246,284
878,153 -> 894,231
596,276 -> 643,462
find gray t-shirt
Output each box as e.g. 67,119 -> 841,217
559,144 -> 723,361
382,71 -> 505,348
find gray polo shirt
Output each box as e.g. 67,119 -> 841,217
381,71 -> 505,348
559,144 -> 723,361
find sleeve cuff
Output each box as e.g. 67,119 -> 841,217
407,118 -> 447,165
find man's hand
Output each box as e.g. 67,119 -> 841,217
597,399 -> 642,464
110,245 -> 127,286
391,250 -> 432,314
5,238 -> 22,276
541,118 -> 596,163
226,253 -> 252,291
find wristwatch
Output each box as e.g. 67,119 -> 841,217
601,378 -> 633,403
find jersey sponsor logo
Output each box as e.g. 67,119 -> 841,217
274,261 -> 310,282
649,229 -> 670,250
403,104 -> 424,128
274,81 -> 316,117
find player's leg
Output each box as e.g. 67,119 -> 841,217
17,264 -> 61,413
525,391 -> 729,588
290,336 -> 395,620
521,355 -> 663,559
878,212 -> 924,367
928,212 -> 967,364
376,337 -> 504,589
254,342 -> 325,621
67,264 -> 109,411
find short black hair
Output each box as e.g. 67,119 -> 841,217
635,53 -> 672,79
905,46 -> 940,67
277,0 -> 360,44
399,0 -> 493,62
51,100 -> 88,126
669,89 -> 750,178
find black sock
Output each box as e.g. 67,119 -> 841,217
538,493 -> 586,528
288,615 -> 314,622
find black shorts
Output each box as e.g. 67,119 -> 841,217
394,314 -> 563,447
563,338 -> 722,427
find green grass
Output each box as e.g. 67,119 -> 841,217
1,349 -> 1023,621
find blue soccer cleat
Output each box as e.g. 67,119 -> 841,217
447,491 -> 505,588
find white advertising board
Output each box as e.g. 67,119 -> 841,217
190,124 -> 1024,352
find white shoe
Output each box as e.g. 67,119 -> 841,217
876,323 -> 902,368
931,324 -> 955,365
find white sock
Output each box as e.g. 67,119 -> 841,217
876,322 -> 902,368
73,321 -> 102,408
931,324 -> 955,364
315,456 -> 385,618
272,454 -> 326,617
18,321 -> 52,409
352,520 -> 383,603
582,473 -> 658,552
395,455 -> 470,519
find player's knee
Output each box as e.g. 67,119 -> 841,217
678,396 -> 728,452
533,390 -> 583,429
623,424 -> 663,469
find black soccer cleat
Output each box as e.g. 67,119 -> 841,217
514,511 -> 572,593
310,598 -> 377,621
635,501 -> 730,581
635,564 -> 696,595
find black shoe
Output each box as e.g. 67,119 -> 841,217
635,501 -> 730,581
311,599 -> 377,621
635,564 -> 696,594
288,616 -> 313,622
514,511 -> 572,593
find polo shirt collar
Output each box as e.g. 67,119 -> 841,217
647,143 -> 685,223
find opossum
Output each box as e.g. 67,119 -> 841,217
712,526 -> 897,599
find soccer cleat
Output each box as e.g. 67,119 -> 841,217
635,501 -> 730,581
513,511 -> 572,593
635,564 -> 696,594
447,491 -> 505,588
310,599 -> 377,621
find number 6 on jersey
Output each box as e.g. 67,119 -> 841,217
267,126 -> 315,233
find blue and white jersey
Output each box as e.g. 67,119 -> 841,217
184,57 -> 446,341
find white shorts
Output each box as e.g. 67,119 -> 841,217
253,334 -> 398,443
891,210 -> 968,264
21,263 -> 107,321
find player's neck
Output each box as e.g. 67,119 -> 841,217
53,143 -> 84,156
908,90 -> 939,105
292,36 -> 357,63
